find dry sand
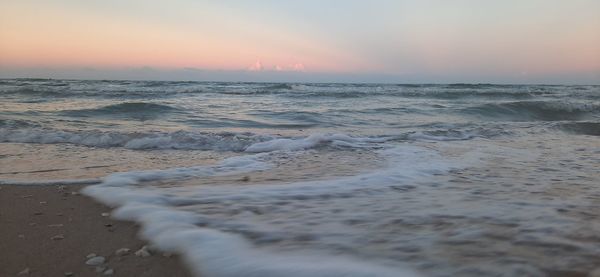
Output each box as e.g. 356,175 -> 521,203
0,185 -> 192,277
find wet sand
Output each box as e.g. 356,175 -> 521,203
0,185 -> 192,277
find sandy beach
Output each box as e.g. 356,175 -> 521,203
0,184 -> 192,277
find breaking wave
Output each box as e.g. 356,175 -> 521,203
0,127 -> 504,151
0,128 -> 265,151
0,128 -> 394,152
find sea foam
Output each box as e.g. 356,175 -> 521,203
0,128 -> 398,151
244,133 -> 390,152
81,143 -> 459,277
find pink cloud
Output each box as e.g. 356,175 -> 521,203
292,63 -> 306,72
247,60 -> 307,72
247,60 -> 263,71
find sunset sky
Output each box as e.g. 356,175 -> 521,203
1,0 -> 599,83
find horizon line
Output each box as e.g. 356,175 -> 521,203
1,77 -> 599,87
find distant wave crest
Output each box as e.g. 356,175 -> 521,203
0,128 -> 265,151
462,101 -> 600,121
59,102 -> 182,120
0,126 -> 506,151
554,122 -> 600,136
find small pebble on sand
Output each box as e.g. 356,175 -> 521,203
135,245 -> 152,257
101,212 -> 110,217
103,268 -> 114,275
85,256 -> 106,266
115,248 -> 130,256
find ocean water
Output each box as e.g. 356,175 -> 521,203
1,79 -> 600,276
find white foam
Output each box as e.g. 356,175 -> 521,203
109,203 -> 414,276
87,189 -> 419,277
0,128 -> 266,151
244,133 -> 390,153
1,128 -> 394,153
80,144 -> 460,276
153,228 -> 415,277
83,154 -> 270,207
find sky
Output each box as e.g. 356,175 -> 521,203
0,0 -> 599,84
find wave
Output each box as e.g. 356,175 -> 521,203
399,90 -> 536,100
59,102 -> 182,120
444,83 -> 498,89
555,122 -> 600,136
0,128 -> 391,152
1,86 -> 68,98
263,83 -> 295,90
0,119 -> 40,129
275,85 -> 563,100
3,79 -> 597,101
247,110 -> 329,127
244,133 -> 391,153
462,101 -> 600,121
183,118 -> 319,129
0,125 -> 506,151
0,82 -> 516,100
80,145 -> 447,276
404,128 -> 510,141
0,128 -> 267,151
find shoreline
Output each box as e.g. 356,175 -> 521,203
0,184 -> 192,277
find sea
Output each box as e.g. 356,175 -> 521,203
1,79 -> 599,277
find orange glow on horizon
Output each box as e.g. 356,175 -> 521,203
1,0 -> 598,81
0,2 -> 365,73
